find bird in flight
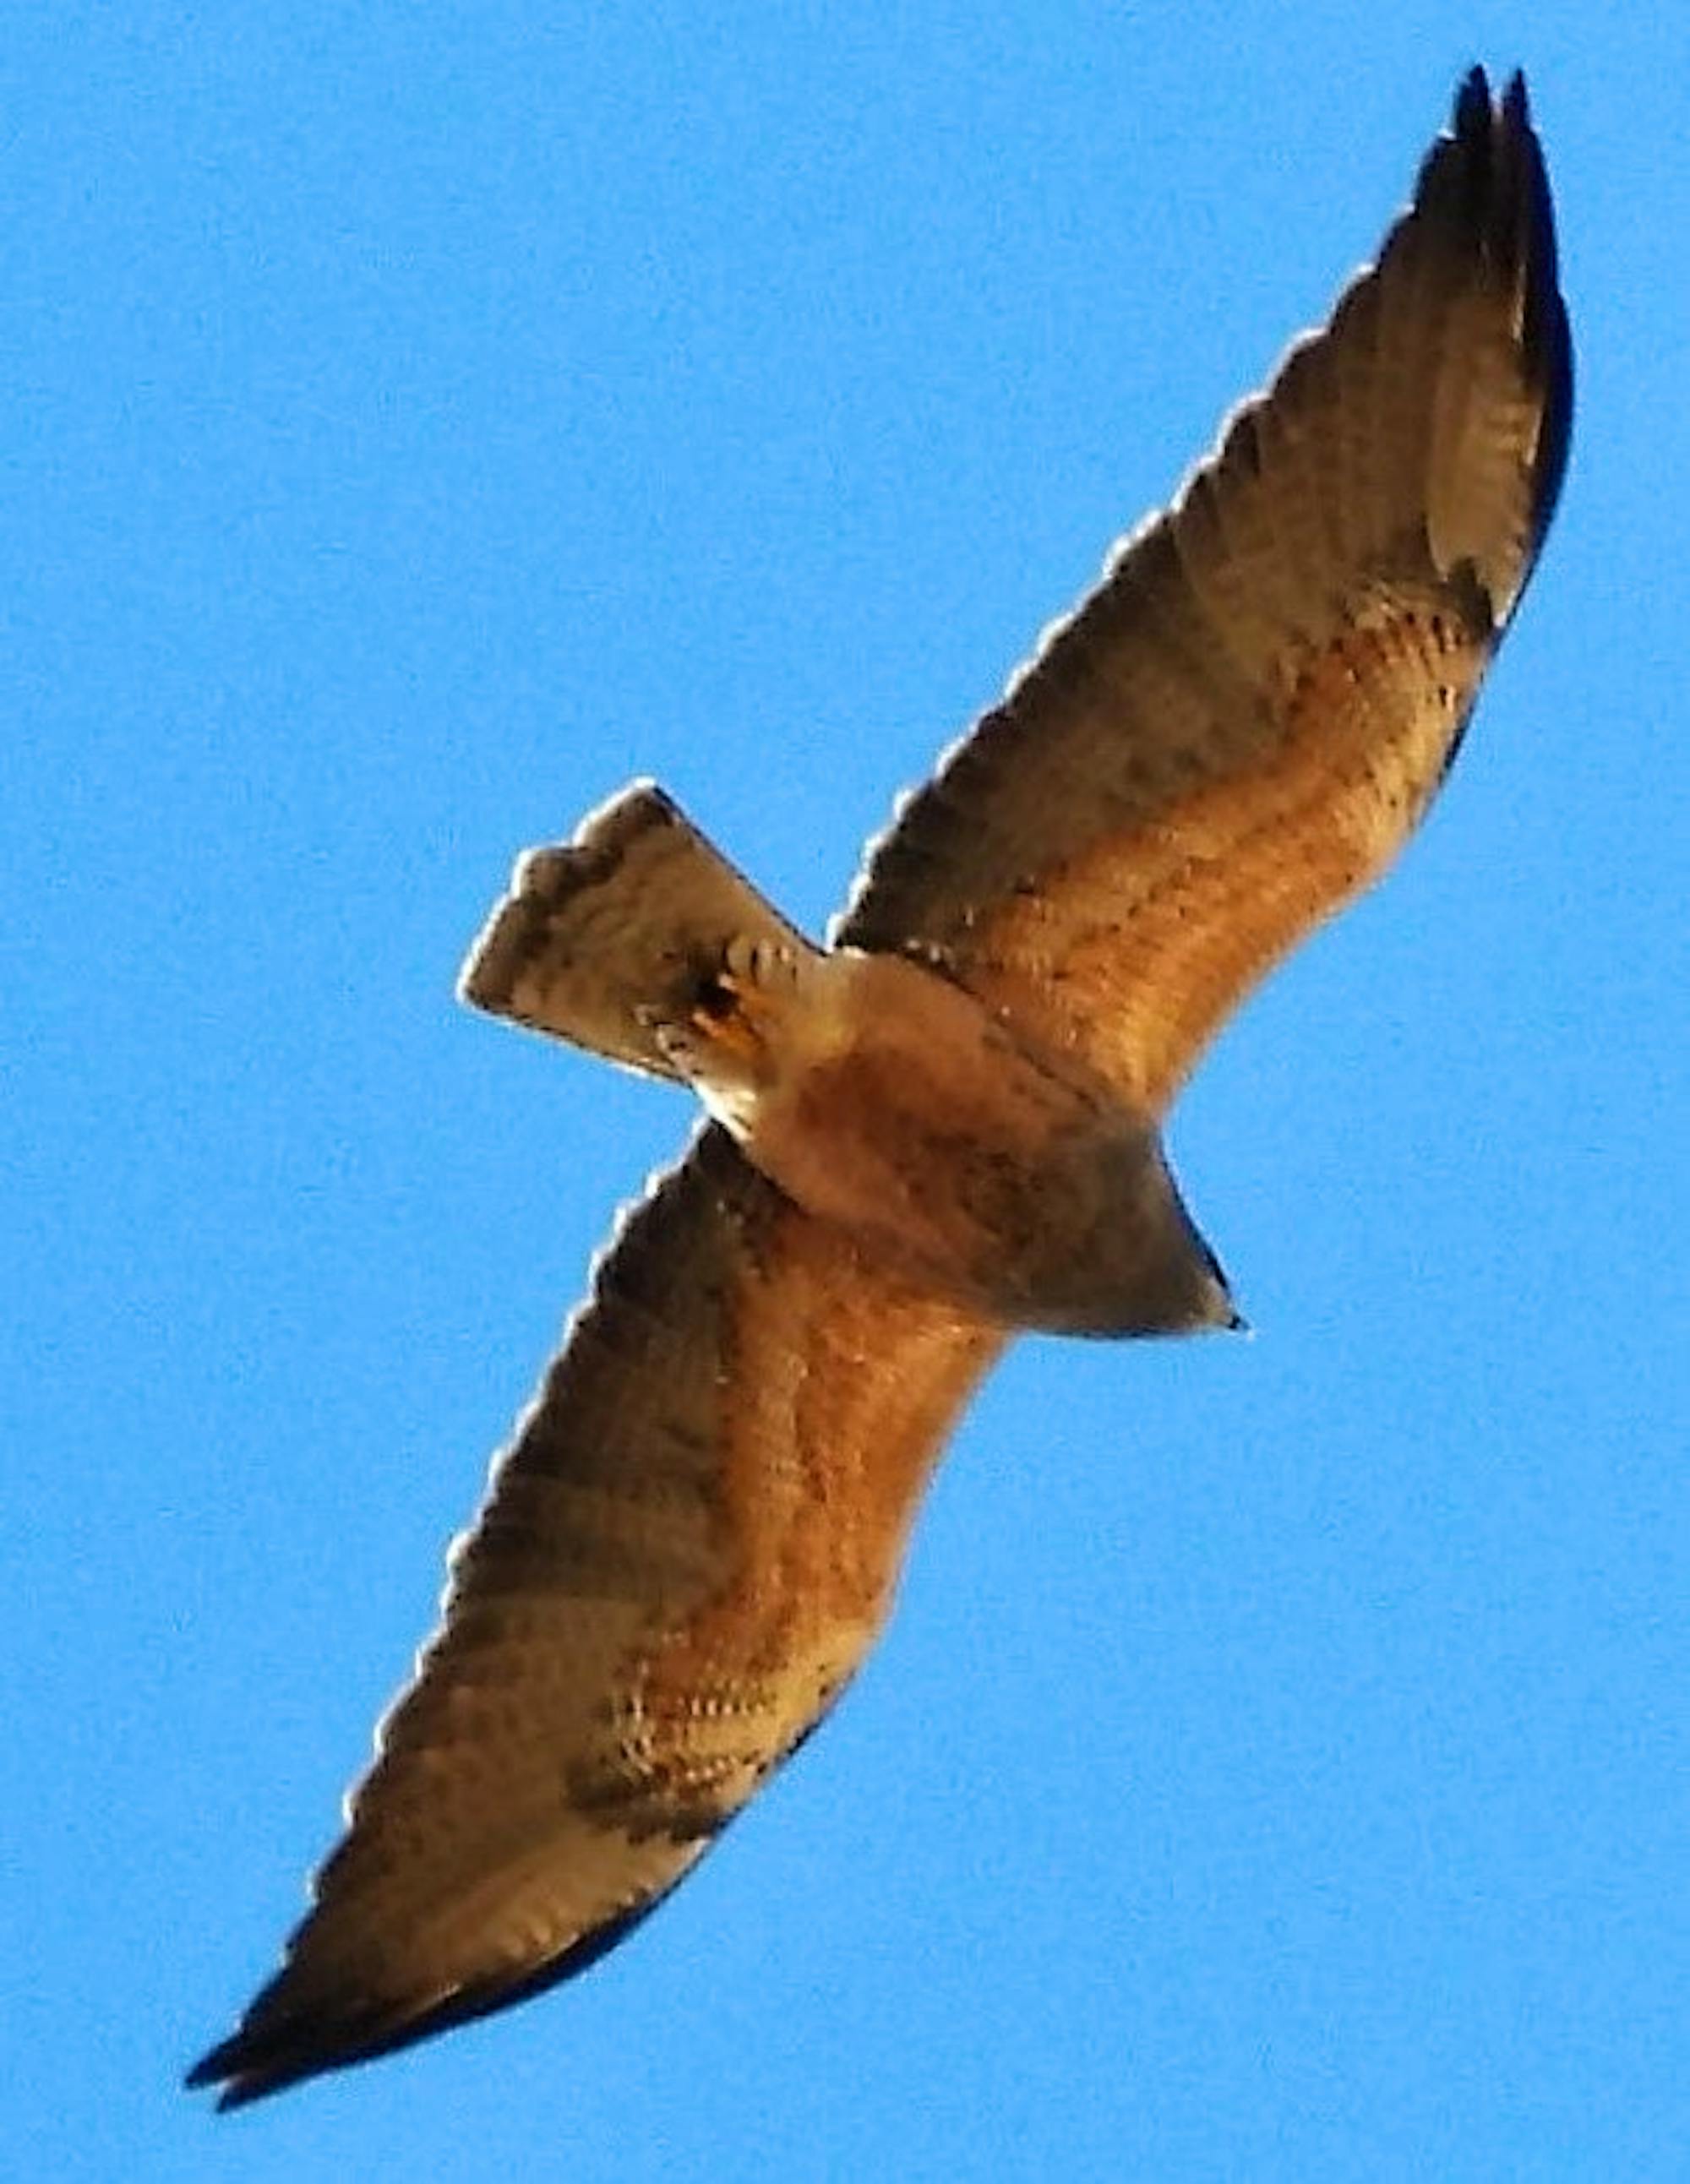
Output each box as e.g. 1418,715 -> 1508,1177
189,68 -> 1571,2107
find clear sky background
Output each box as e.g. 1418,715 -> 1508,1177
8,4 -> 1686,2178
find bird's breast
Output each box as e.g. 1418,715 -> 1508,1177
733,950 -> 1218,1335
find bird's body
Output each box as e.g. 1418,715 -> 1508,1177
190,69 -> 1572,2108
477,787 -> 1234,1336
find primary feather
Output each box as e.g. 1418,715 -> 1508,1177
190,69 -> 1570,2107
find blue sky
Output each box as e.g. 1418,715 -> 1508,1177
8,4 -> 1687,2177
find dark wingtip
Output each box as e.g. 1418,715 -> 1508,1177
183,2025 -> 311,2112
1426,65 -> 1573,610
1455,63 -> 1493,133
186,1877 -> 687,2110
185,2001 -> 432,2111
1467,66 -> 1572,580
184,1991 -> 457,2112
1505,77 -> 1575,565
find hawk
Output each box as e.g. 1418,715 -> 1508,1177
189,68 -> 1571,2105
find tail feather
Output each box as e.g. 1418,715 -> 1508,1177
460,782 -> 811,1081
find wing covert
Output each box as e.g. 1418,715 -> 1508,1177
188,68 -> 1573,2113
188,1125 -> 999,2106
838,70 -> 1571,1112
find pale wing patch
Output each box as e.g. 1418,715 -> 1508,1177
957,602 -> 1486,1112
837,72 -> 1568,1119
635,1206 -> 1000,1794
190,1129 -> 999,2104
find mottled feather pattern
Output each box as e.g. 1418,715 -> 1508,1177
461,783 -> 807,1084
189,71 -> 1570,2107
189,1128 -> 998,2103
840,74 -> 1569,1110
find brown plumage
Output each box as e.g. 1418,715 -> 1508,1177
188,68 -> 1571,2107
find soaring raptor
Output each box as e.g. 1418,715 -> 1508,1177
190,69 -> 1571,2105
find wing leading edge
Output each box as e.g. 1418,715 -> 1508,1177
189,68 -> 1569,2107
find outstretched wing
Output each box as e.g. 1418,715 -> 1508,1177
839,70 -> 1572,1114
188,1125 -> 999,2107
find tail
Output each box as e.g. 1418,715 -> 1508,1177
459,782 -> 815,1082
